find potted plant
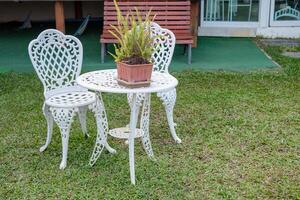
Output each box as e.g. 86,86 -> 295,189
109,0 -> 156,87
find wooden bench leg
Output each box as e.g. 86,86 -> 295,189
104,44 -> 108,56
101,43 -> 105,64
183,44 -> 187,55
187,44 -> 192,64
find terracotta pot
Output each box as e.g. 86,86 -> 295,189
117,61 -> 153,86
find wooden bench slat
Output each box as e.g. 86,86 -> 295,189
104,1 -> 190,6
103,25 -> 191,30
101,38 -> 193,44
104,11 -> 191,16
105,6 -> 190,11
101,0 -> 194,49
102,29 -> 192,35
102,32 -> 193,37
104,20 -> 190,25
104,15 -> 191,21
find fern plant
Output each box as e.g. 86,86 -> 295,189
109,0 -> 156,64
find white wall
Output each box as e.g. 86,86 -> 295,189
256,27 -> 300,38
0,1 -> 103,22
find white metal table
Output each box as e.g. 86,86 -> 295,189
76,69 -> 178,184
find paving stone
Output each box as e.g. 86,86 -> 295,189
260,39 -> 300,47
282,51 -> 300,58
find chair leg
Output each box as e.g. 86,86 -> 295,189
50,107 -> 75,170
101,43 -> 105,64
157,89 -> 182,144
187,44 -> 192,64
78,106 -> 89,138
40,104 -> 53,152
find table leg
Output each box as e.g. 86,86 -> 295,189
140,93 -> 154,158
89,94 -> 116,166
129,93 -> 139,185
97,92 -> 116,154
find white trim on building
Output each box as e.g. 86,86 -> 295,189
199,0 -> 300,38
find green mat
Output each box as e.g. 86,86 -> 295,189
0,23 -> 277,73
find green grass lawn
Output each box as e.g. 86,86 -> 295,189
0,43 -> 300,199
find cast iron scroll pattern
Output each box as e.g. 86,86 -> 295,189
28,29 -> 115,169
157,88 -> 181,143
88,94 -> 112,166
140,94 -> 154,158
50,107 -> 77,169
150,22 -> 176,73
28,29 -> 83,95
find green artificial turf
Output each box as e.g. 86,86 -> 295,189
0,22 -> 277,73
0,41 -> 299,199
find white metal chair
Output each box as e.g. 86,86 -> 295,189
128,22 -> 181,144
28,29 -> 115,169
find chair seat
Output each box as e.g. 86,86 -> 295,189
46,91 -> 96,108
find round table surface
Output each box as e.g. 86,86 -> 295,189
76,69 -> 178,94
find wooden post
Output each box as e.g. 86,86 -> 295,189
191,0 -> 200,48
75,1 -> 83,19
55,1 -> 65,33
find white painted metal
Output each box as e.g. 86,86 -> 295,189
140,93 -> 154,158
157,88 -> 181,143
150,22 -> 176,73
76,70 -> 178,94
76,69 -> 178,184
89,92 -> 116,166
129,93 -> 138,185
109,127 -> 144,139
129,22 -> 181,143
148,23 -> 180,143
28,29 -> 115,169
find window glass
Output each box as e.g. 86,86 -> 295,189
204,0 -> 259,22
273,0 -> 300,21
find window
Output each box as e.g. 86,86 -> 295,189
204,0 -> 259,22
270,0 -> 300,26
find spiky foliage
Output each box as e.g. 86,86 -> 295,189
109,0 -> 156,63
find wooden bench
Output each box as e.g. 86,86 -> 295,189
100,0 -> 194,64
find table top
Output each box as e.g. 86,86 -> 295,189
76,69 -> 178,94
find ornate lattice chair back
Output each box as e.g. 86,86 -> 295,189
28,29 -> 83,98
150,22 -> 176,73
